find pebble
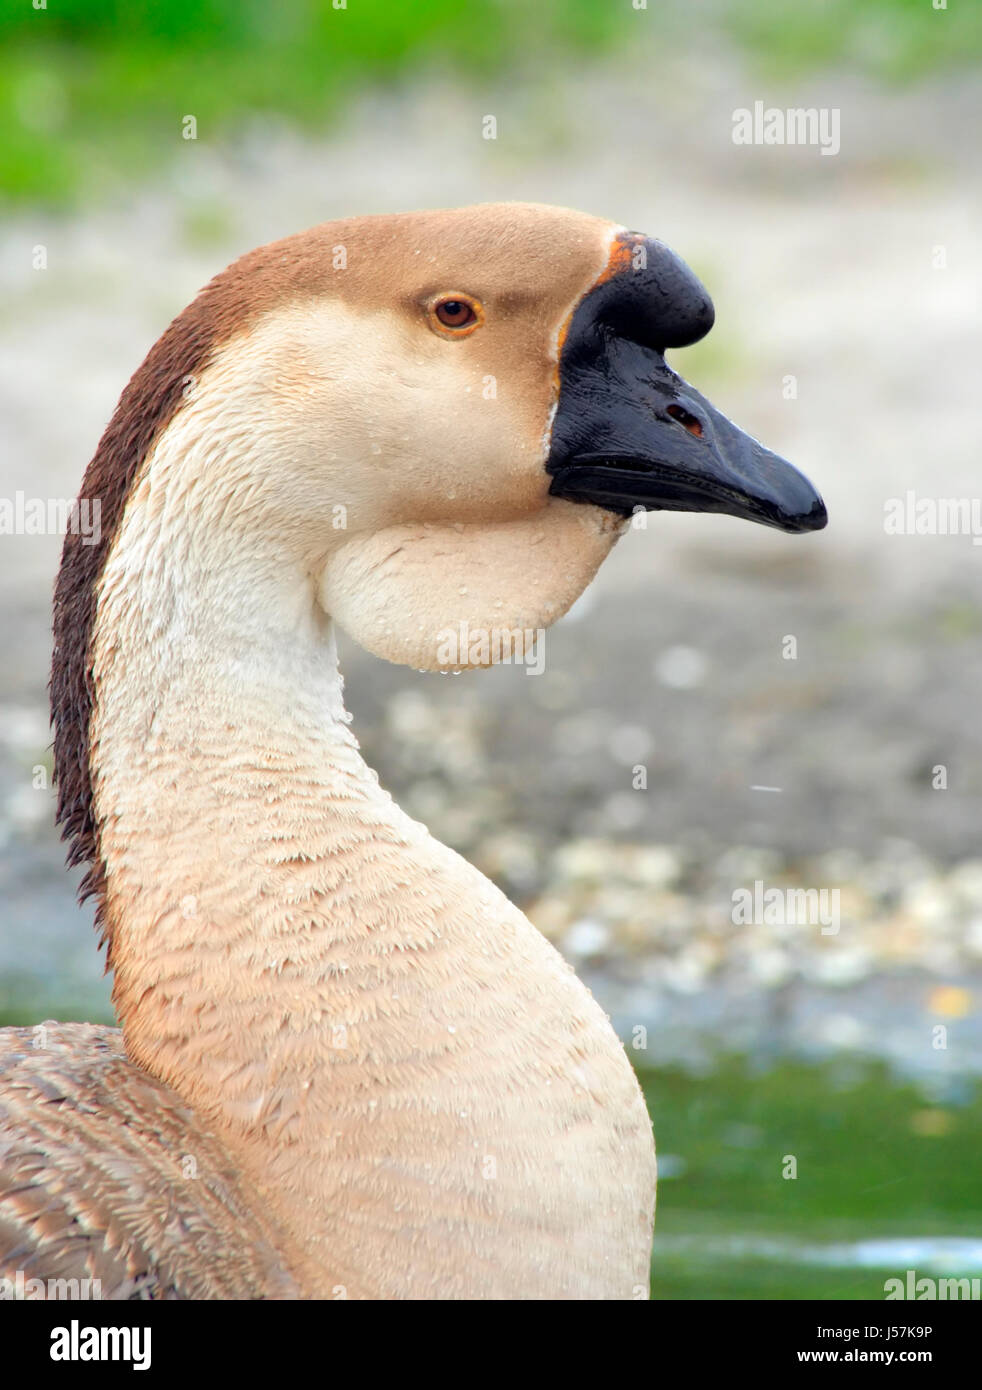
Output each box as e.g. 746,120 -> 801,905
562,917 -> 611,960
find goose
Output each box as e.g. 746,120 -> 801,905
0,202 -> 825,1301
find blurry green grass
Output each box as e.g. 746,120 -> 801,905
2,0 -> 981,206
0,0 -> 622,205
640,1056 -> 982,1299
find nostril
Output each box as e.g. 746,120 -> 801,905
666,403 -> 704,438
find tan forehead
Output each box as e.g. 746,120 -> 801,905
217,202 -> 618,323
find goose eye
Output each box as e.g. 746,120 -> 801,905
430,294 -> 482,335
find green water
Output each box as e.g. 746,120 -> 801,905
639,1057 -> 982,1300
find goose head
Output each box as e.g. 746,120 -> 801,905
105,202 -> 817,672
110,202 -> 823,677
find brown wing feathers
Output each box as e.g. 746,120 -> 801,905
0,1024 -> 297,1298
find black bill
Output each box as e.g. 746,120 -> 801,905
546,234 -> 827,534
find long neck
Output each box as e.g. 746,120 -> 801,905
86,444 -> 654,1299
